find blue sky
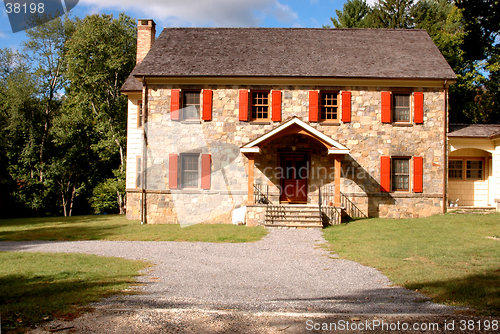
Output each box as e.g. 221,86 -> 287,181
0,0 -> 377,51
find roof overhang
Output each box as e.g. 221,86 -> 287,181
240,117 -> 349,155
136,76 -> 456,88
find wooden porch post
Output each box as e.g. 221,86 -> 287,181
248,153 -> 254,205
334,155 -> 341,207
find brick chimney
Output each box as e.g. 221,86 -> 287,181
137,19 -> 156,64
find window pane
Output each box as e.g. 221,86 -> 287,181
183,91 -> 200,120
448,160 -> 463,180
251,92 -> 269,120
320,92 -> 338,121
182,155 -> 199,187
393,94 -> 410,122
392,158 -> 409,191
138,102 -> 143,127
466,160 -> 483,180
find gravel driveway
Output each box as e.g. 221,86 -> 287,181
0,229 -> 462,333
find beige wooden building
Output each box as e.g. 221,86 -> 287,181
448,124 -> 500,209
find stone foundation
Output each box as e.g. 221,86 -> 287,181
245,205 -> 267,226
127,190 -> 236,225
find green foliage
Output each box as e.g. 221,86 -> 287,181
0,13 -> 136,217
0,252 -> 149,331
330,0 -> 372,28
90,169 -> 126,214
65,13 -> 136,167
371,0 -> 415,29
455,0 -> 500,123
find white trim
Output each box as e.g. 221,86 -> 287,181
241,117 -> 349,154
328,149 -> 350,155
240,147 -> 261,153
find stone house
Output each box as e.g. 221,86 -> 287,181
121,19 -> 458,226
448,124 -> 500,209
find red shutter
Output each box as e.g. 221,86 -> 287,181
202,89 -> 213,121
271,90 -> 281,122
239,90 -> 249,121
413,156 -> 423,193
171,89 -> 180,121
381,91 -> 392,123
201,154 -> 211,190
169,154 -> 178,189
309,91 -> 319,122
414,92 -> 424,124
341,91 -> 351,123
380,156 -> 391,192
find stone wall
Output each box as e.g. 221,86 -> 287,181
126,84 -> 446,223
127,190 -> 236,225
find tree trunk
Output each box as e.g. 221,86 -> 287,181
61,192 -> 67,217
117,190 -> 124,214
68,185 -> 76,217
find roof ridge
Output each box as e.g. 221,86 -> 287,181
159,27 -> 428,31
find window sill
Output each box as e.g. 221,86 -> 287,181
319,121 -> 340,126
181,120 -> 201,124
249,121 -> 271,125
170,188 -> 201,193
392,123 -> 413,127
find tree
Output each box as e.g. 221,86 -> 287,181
0,48 -> 54,216
64,13 -> 136,213
455,0 -> 500,123
22,17 -> 75,183
370,0 -> 415,29
330,0 -> 372,28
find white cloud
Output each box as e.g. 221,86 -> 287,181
273,3 -> 298,23
79,0 -> 297,27
366,0 -> 378,5
0,31 -> 7,39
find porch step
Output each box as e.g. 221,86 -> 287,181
264,205 -> 324,228
451,206 -> 495,210
449,206 -> 496,214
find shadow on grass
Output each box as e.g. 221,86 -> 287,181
0,215 -> 118,228
405,269 -> 500,316
0,223 -> 126,241
0,273 -> 138,331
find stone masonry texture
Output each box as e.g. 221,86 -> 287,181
126,85 -> 445,224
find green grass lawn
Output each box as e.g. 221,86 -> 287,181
0,252 -> 150,332
0,214 -> 268,242
323,212 -> 500,315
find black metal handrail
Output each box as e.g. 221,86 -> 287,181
318,185 -> 322,220
340,192 -> 367,218
253,184 -> 272,205
321,205 -> 342,225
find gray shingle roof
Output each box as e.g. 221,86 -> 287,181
449,124 -> 500,139
131,28 -> 456,80
121,74 -> 143,92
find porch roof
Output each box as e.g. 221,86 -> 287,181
240,117 -> 349,155
449,124 -> 500,139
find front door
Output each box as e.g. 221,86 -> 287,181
280,154 -> 308,203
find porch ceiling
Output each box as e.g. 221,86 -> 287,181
240,117 -> 349,155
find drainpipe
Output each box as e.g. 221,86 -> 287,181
141,77 -> 148,224
443,80 -> 448,214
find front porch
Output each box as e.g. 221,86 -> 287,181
241,118 -> 351,227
